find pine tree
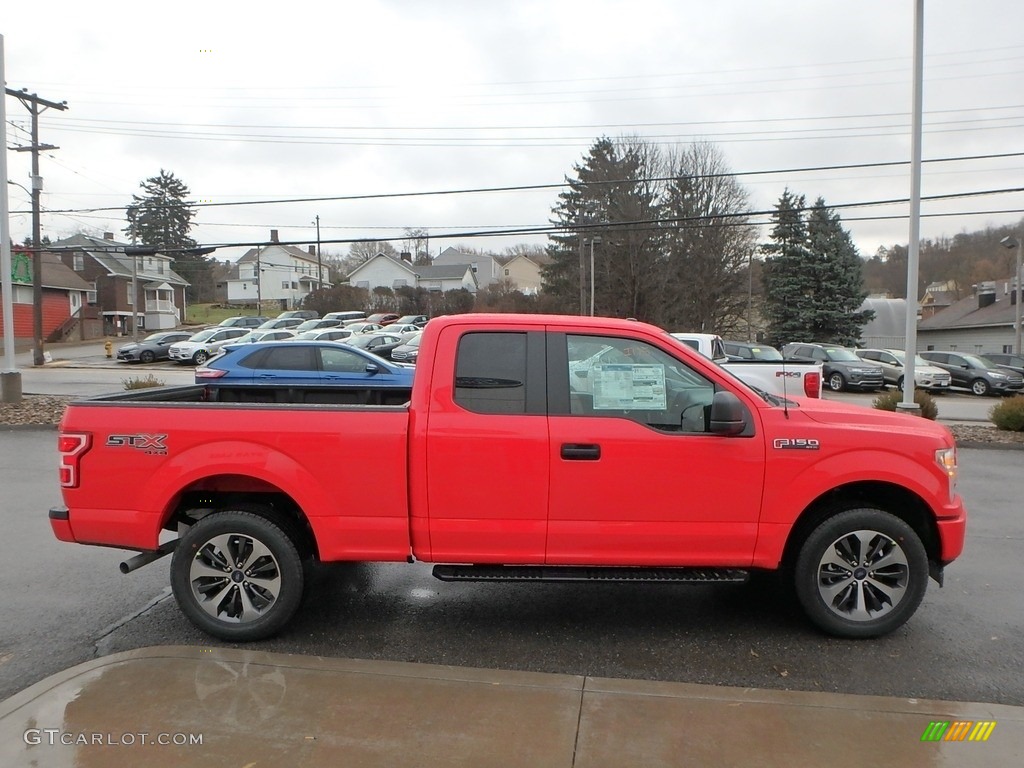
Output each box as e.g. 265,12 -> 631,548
124,170 -> 209,302
761,190 -> 815,347
761,192 -> 873,347
542,137 -> 664,320
805,198 -> 873,345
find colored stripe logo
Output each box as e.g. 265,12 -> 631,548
921,721 -> 996,742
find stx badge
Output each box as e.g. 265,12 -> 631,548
773,438 -> 820,450
106,434 -> 168,455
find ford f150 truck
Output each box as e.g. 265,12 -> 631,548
50,314 -> 965,642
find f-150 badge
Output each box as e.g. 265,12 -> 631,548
106,434 -> 168,455
773,438 -> 819,450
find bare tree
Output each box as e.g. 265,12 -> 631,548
661,142 -> 757,335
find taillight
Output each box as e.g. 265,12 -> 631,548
804,371 -> 821,398
195,367 -> 227,378
58,432 -> 91,488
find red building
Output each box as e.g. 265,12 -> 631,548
0,248 -> 93,349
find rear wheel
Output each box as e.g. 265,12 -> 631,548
794,507 -> 928,638
970,378 -> 990,396
171,511 -> 304,641
896,376 -> 904,391
828,372 -> 846,392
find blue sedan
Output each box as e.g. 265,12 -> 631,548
195,340 -> 415,389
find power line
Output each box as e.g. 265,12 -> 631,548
18,150 -> 1024,217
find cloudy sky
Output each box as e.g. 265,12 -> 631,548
3,0 -> 1024,263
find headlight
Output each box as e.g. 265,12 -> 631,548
989,372 -> 1007,379
935,447 -> 958,500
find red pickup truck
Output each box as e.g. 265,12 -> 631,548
50,314 -> 966,642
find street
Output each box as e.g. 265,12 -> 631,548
1,428 -> 1021,706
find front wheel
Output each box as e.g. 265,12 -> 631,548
794,507 -> 928,638
139,350 -> 155,364
828,372 -> 846,392
192,350 -> 210,365
170,511 -> 304,641
970,378 -> 990,397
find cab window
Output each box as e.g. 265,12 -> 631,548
566,335 -> 715,433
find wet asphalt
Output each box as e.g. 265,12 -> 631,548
1,430 -> 1021,706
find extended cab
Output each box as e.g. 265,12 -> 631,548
51,314 -> 965,642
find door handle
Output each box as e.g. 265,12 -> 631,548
561,443 -> 601,460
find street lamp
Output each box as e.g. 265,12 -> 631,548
1000,235 -> 1022,355
587,236 -> 601,316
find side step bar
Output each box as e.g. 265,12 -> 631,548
432,564 -> 749,584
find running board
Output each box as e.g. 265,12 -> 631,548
432,565 -> 749,584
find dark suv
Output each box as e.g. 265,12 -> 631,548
982,352 -> 1024,377
781,342 -> 885,392
919,351 -> 1024,396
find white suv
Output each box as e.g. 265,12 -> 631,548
168,327 -> 249,365
855,349 -> 951,392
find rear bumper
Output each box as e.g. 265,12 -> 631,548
48,505 -> 160,549
49,506 -> 75,543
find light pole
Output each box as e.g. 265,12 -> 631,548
313,215 -> 323,289
588,236 -> 601,316
1000,235 -> 1022,355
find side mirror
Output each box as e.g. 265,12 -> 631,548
365,363 -> 379,375
708,391 -> 747,436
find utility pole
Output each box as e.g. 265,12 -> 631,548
1,36 -> 24,403
6,86 -> 68,366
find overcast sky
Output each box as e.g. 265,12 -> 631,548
3,0 -> 1024,263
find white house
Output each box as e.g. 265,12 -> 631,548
347,254 -> 478,293
432,247 -> 500,288
226,230 -> 329,310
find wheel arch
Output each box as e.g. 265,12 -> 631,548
779,481 -> 941,573
167,481 -> 319,561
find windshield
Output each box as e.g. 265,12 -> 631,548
962,354 -> 997,369
825,347 -> 861,362
407,334 -> 423,348
142,332 -> 165,342
190,329 -> 216,342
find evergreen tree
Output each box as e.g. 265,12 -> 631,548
805,198 -> 873,345
125,170 -> 210,302
761,190 -> 815,347
542,137 -> 664,321
761,191 -> 872,347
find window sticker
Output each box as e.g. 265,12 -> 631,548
592,364 -> 667,410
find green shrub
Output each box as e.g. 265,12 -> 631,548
872,388 -> 938,420
990,395 -> 1024,431
122,374 -> 165,390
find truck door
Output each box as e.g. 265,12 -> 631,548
422,329 -> 550,563
546,332 -> 765,566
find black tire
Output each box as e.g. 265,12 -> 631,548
139,350 -> 155,364
171,511 -> 304,641
192,350 -> 210,365
896,376 -> 904,392
828,372 -> 846,392
970,378 -> 990,397
794,507 -> 928,638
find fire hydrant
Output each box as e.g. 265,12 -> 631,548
104,339 -> 113,358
